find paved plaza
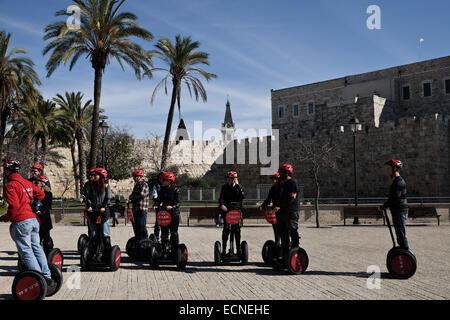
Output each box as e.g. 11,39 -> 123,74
0,222 -> 449,300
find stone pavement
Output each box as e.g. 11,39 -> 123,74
0,222 -> 449,300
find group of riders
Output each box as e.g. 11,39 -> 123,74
0,157 -> 410,279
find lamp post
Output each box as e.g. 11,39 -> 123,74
99,120 -> 109,168
349,116 -> 362,225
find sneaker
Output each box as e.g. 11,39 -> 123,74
216,224 -> 220,228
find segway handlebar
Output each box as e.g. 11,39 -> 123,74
382,208 -> 397,247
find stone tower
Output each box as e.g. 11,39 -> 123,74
221,98 -> 235,144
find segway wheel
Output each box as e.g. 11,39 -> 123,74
149,245 -> 159,269
287,247 -> 309,275
46,263 -> 63,297
80,246 -> 90,271
137,239 -> 153,261
240,241 -> 249,265
126,237 -> 137,259
109,246 -> 121,271
176,244 -> 188,270
77,234 -> 89,255
12,270 -> 48,300
47,248 -> 64,270
386,247 -> 417,279
214,241 -> 221,265
262,240 -> 275,265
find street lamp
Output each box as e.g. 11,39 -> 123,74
99,120 -> 109,168
349,116 -> 362,225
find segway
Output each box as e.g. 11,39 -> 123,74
148,204 -> 188,270
9,226 -> 63,300
381,208 -> 417,279
265,212 -> 309,275
77,209 -> 91,254
125,202 -> 154,260
214,203 -> 248,265
261,208 -> 278,265
80,210 -> 121,271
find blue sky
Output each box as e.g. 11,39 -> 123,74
0,0 -> 449,139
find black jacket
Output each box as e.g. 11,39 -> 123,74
38,190 -> 53,233
218,183 -> 245,210
278,178 -> 300,213
382,176 -> 408,213
261,183 -> 280,209
154,186 -> 181,215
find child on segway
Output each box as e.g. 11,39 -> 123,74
149,172 -> 188,269
214,171 -> 248,264
259,172 -> 281,264
78,169 -> 97,254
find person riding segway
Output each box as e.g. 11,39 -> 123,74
259,172 -> 281,265
1,160 -> 62,300
80,168 -> 120,271
126,170 -> 152,260
148,172 -> 188,270
378,159 -> 416,279
77,169 -> 97,254
268,164 -> 309,274
214,171 -> 248,265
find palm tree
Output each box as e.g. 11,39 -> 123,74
12,96 -> 59,163
54,92 -> 93,198
43,0 -> 154,170
0,31 -> 41,161
149,35 -> 217,170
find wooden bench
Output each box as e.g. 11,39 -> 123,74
408,206 -> 441,226
343,206 -> 384,225
188,207 -> 217,226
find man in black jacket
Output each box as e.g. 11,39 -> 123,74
218,171 -> 245,257
379,159 -> 409,249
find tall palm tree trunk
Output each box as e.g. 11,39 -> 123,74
160,80 -> 178,171
70,142 -> 80,199
89,67 -> 102,170
77,134 -> 87,198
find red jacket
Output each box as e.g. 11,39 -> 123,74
3,173 -> 45,223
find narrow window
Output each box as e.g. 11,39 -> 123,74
402,86 -> 410,100
293,104 -> 299,116
307,102 -> 315,115
445,79 -> 450,94
279,106 -> 285,118
423,82 -> 432,97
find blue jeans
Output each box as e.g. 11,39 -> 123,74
10,218 -> 51,278
88,219 -> 111,238
392,211 -> 409,249
133,211 -> 148,240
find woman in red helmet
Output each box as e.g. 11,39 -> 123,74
129,170 -> 150,240
259,172 -> 281,246
379,160 -> 409,249
85,168 -> 112,254
274,164 -> 300,261
152,172 -> 181,249
33,176 -> 54,254
218,171 -> 245,258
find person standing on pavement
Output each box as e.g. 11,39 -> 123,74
129,170 -> 150,240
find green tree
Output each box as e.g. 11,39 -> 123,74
0,31 -> 41,161
100,126 -> 143,180
54,92 -> 93,198
43,0 -> 154,170
149,35 -> 217,170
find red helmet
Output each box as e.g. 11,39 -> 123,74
36,176 -> 49,184
271,172 -> 280,180
32,163 -> 44,171
161,172 -> 175,182
226,171 -> 237,179
279,164 -> 293,174
385,159 -> 403,169
95,168 -> 108,179
132,170 -> 145,177
4,160 -> 21,172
